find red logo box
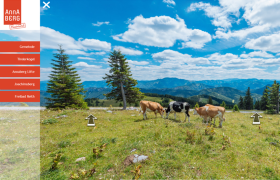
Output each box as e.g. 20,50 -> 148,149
4,0 -> 21,25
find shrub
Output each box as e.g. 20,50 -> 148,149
42,118 -> 58,124
186,130 -> 196,144
20,102 -> 29,107
232,104 -> 240,112
195,103 -> 199,108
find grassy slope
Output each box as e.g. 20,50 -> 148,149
40,109 -> 280,179
0,110 -> 40,179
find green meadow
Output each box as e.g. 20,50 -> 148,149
40,109 -> 280,179
0,110 -> 40,180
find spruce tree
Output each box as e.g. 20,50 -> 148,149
220,101 -> 226,108
238,96 -> 244,110
267,80 -> 279,114
103,50 -> 144,110
46,46 -> 88,110
208,96 -> 213,104
260,86 -> 269,110
244,87 -> 252,110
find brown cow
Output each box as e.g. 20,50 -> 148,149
205,104 -> 226,124
139,100 -> 165,120
193,105 -> 225,128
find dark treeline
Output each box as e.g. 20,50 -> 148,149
238,81 -> 279,114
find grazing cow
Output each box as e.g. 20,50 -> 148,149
193,105 -> 225,128
139,100 -> 165,120
165,101 -> 190,122
205,104 -> 226,124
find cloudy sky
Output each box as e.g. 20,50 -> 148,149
1,0 -> 280,81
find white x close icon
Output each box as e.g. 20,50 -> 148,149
43,1 -> 50,9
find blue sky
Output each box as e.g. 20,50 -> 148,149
2,0 -> 280,81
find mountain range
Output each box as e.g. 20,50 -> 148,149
37,78 -> 273,106
40,78 -> 274,92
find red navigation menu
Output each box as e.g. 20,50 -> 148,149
0,41 -> 40,102
0,66 -> 40,77
0,91 -> 40,102
0,79 -> 40,90
0,41 -> 40,52
0,54 -> 40,65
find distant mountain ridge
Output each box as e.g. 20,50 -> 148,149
40,78 -> 275,91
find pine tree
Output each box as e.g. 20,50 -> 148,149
260,86 -> 269,110
267,80 -> 279,114
195,102 -> 199,108
251,97 -> 254,110
238,96 -> 244,110
46,46 -> 88,110
220,101 -> 226,108
208,96 -> 213,104
254,100 -> 260,110
103,50 -> 144,110
244,87 -> 252,110
232,104 -> 239,112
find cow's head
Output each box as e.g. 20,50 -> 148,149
159,107 -> 165,117
193,108 -> 199,115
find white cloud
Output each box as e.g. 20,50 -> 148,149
77,57 -> 96,60
277,53 -> 280,56
78,38 -> 111,51
240,51 -> 274,58
163,0 -> 175,5
112,15 -> 211,49
208,53 -> 238,64
37,27 -> 111,55
188,0 -> 280,40
245,32 -> 280,53
187,2 -> 233,29
144,48 -> 149,51
93,52 -> 106,55
72,62 -> 101,68
152,49 -> 210,65
127,60 -> 149,65
92,21 -> 110,26
114,46 -> 143,55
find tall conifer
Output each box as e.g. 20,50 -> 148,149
46,46 -> 88,109
103,50 -> 144,110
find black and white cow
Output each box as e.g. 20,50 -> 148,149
165,101 -> 190,122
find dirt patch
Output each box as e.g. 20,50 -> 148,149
123,155 -> 134,167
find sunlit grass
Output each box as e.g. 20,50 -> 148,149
40,109 -> 280,179
0,110 -> 40,179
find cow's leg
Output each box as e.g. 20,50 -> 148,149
186,110 -> 190,123
166,112 -> 170,119
143,110 -> 146,120
155,112 -> 157,118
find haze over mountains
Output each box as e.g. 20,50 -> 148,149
37,78 -> 274,106
40,78 -> 273,92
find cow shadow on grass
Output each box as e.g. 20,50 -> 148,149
165,118 -> 183,123
134,117 -> 163,122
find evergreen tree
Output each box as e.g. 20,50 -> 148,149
103,50 -> 144,110
95,100 -> 100,107
257,100 -> 261,110
260,86 -> 269,110
251,97 -> 254,110
220,101 -> 226,108
46,46 -> 88,110
244,87 -> 252,110
267,80 -> 279,114
232,104 -> 240,112
195,102 -> 199,108
119,103 -> 123,107
238,96 -> 244,110
208,96 -> 213,104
